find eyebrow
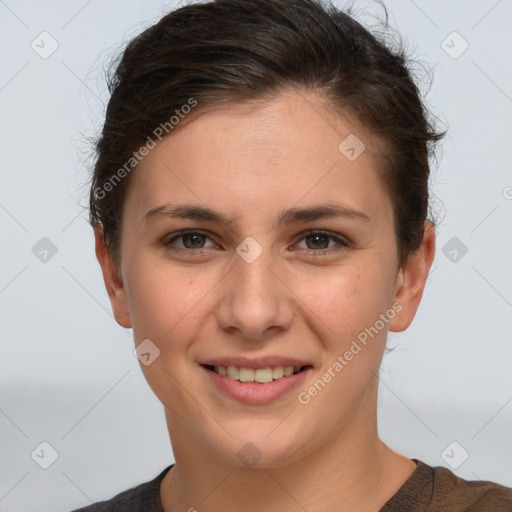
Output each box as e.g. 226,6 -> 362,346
142,202 -> 370,229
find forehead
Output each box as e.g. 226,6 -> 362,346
123,91 -> 392,227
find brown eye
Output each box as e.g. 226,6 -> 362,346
305,233 -> 330,250
296,230 -> 349,254
165,230 -> 215,251
181,232 -> 207,249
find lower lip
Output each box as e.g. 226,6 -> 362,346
202,366 -> 312,405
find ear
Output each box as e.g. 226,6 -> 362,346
94,225 -> 132,329
389,222 -> 435,332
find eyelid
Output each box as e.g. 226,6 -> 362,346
164,228 -> 350,254
294,229 -> 350,252
165,229 -> 217,250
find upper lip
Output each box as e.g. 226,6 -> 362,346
200,356 -> 313,369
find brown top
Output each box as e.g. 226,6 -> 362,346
71,459 -> 512,511
380,459 -> 512,511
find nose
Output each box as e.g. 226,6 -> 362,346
215,248 -> 293,341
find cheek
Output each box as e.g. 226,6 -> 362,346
125,258 -> 216,408
126,253 -> 394,348
291,264 -> 391,345
124,253 -> 203,340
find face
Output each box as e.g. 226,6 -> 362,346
96,90 -> 433,468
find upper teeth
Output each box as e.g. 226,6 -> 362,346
215,365 -> 301,383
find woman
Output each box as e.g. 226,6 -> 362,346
74,0 -> 512,510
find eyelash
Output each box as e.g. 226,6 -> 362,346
163,229 -> 350,256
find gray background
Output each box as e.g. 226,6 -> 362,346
1,0 -> 511,510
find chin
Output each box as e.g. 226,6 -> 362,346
207,417 -> 314,469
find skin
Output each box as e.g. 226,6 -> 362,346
95,90 -> 435,511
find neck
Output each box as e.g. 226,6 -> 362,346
160,383 -> 416,512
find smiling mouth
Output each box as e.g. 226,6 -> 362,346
202,364 -> 312,384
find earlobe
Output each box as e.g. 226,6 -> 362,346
94,225 -> 132,329
389,222 -> 436,332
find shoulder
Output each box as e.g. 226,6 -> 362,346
429,463 -> 512,510
69,465 -> 173,512
381,459 -> 512,512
